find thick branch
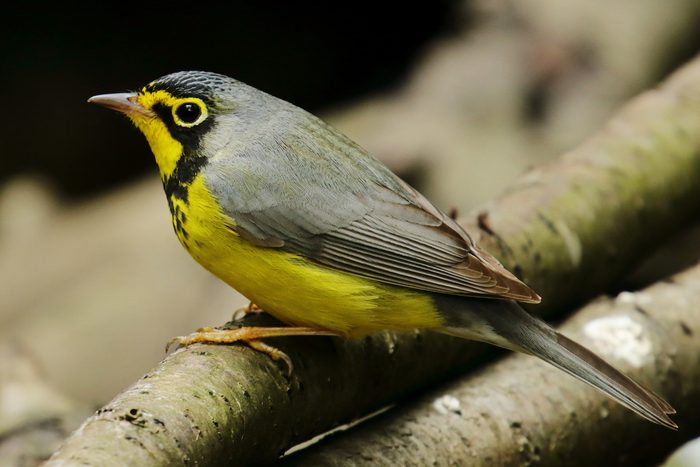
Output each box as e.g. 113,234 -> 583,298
46,56 -> 700,466
466,57 -> 700,309
287,263 -> 700,466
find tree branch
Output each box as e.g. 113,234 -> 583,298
466,56 -> 700,309
46,55 -> 700,466
286,263 -> 700,466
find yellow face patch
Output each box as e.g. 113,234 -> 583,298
138,89 -> 209,127
126,89 -> 209,179
171,98 -> 208,128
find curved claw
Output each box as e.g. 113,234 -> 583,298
247,340 -> 294,376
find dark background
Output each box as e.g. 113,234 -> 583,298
2,2 -> 456,197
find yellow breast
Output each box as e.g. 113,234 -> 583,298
173,175 -> 443,337
125,98 -> 440,336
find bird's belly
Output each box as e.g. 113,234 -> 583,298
175,177 -> 443,336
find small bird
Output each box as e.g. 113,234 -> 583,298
89,71 -> 676,429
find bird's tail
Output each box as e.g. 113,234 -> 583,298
437,297 -> 677,429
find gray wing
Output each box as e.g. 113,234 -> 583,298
203,113 -> 540,303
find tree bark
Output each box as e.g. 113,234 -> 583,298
286,263 -> 700,466
45,56 -> 700,466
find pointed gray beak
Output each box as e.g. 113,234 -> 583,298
87,92 -> 154,117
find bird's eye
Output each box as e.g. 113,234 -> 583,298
175,103 -> 201,123
172,100 -> 207,127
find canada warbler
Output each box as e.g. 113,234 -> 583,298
89,71 -> 676,429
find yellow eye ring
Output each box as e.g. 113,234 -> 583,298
172,98 -> 208,127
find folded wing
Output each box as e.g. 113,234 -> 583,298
228,174 -> 540,303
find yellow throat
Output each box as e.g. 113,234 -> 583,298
124,88 -> 443,337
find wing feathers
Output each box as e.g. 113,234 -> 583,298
208,122 -> 540,303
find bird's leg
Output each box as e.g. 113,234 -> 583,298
231,301 -> 263,321
167,326 -> 340,375
243,301 -> 263,313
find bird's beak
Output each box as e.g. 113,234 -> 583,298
87,92 -> 154,117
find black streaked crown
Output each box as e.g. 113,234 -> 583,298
144,71 -> 237,105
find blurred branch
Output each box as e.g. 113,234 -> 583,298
662,437 -> 700,467
465,51 -> 700,309
330,0 -> 700,208
0,344 -> 89,466
45,55 -> 700,465
286,262 -> 700,467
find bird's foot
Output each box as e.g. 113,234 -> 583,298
166,326 -> 339,375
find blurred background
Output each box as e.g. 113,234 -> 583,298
3,0 -> 700,463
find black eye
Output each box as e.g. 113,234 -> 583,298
175,103 -> 202,124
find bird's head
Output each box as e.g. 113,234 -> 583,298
89,71 -> 265,181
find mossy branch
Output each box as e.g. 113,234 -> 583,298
287,263 -> 700,466
46,55 -> 700,466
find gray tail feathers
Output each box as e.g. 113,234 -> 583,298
439,298 -> 677,429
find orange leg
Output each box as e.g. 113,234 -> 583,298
167,326 -> 340,375
231,301 -> 263,321
243,301 -> 263,313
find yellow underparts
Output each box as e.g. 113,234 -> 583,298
180,177 -> 444,337
128,90 -> 444,337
